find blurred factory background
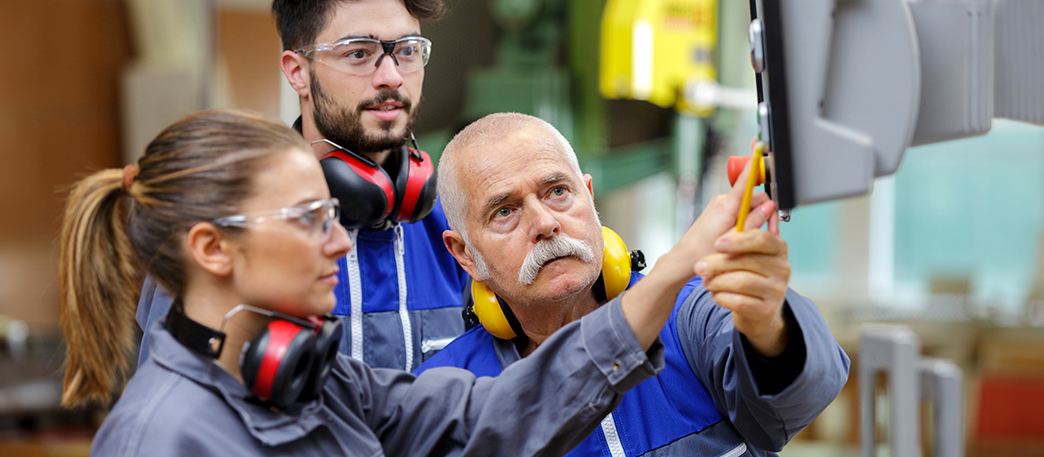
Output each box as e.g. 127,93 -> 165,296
0,0 -> 1042,455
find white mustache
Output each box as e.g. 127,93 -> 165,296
518,235 -> 595,285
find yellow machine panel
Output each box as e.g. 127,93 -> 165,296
600,0 -> 718,115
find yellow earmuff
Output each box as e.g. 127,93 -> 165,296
470,280 -> 520,342
599,226 -> 631,302
468,226 -> 642,340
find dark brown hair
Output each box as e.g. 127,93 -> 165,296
58,110 -> 310,406
271,0 -> 446,52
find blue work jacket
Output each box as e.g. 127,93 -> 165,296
416,276 -> 852,457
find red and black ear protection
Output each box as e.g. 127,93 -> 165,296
166,303 -> 343,409
320,142 -> 437,230
240,314 -> 342,408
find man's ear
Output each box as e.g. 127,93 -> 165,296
186,222 -> 234,277
584,173 -> 594,196
443,230 -> 482,279
281,50 -> 311,97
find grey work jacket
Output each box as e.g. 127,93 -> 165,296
92,298 -> 663,457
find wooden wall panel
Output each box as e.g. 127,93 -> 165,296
219,9 -> 282,119
0,2 -> 365,326
0,0 -> 132,325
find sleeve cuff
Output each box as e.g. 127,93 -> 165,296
741,300 -> 807,396
580,294 -> 665,393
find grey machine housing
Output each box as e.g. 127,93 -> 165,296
749,0 -> 1044,216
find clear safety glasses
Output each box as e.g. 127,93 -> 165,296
211,198 -> 341,243
296,36 -> 432,76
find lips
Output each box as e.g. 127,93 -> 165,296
365,101 -> 404,122
319,269 -> 339,285
541,256 -> 573,268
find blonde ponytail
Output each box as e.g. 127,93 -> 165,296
58,169 -> 142,406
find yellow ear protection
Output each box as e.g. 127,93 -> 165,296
464,227 -> 646,340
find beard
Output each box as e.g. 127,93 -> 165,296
310,72 -> 420,154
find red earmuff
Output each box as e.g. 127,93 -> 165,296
240,315 -> 343,409
240,320 -> 316,408
320,149 -> 396,229
296,316 -> 343,402
321,145 -> 438,229
392,147 -> 437,224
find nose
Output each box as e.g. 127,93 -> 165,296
524,197 -> 560,243
324,222 -> 353,258
371,54 -> 405,90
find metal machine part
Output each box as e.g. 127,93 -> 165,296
748,19 -> 764,74
859,326 -> 964,457
921,359 -> 965,457
747,0 -> 1043,214
993,0 -> 1044,125
908,0 -> 993,146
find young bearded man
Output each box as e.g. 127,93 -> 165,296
137,0 -> 468,371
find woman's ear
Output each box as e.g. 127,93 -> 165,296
186,222 -> 234,277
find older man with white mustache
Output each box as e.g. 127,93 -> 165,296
416,112 -> 849,457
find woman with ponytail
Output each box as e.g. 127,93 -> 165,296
57,110 -> 709,457
60,110 -> 316,408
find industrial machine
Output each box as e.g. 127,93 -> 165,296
747,0 -> 1043,220
600,0 -> 718,116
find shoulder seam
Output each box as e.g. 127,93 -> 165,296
121,374 -> 183,456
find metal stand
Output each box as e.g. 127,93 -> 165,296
859,326 -> 964,457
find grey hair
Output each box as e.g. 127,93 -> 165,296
438,113 -> 583,243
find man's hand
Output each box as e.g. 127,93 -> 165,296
654,149 -> 779,285
685,155 -> 779,255
621,153 -> 784,352
695,226 -> 791,357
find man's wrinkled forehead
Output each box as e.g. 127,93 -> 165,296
460,127 -> 566,174
467,137 -> 576,194
490,126 -> 571,164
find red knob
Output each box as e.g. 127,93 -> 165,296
727,155 -> 765,187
